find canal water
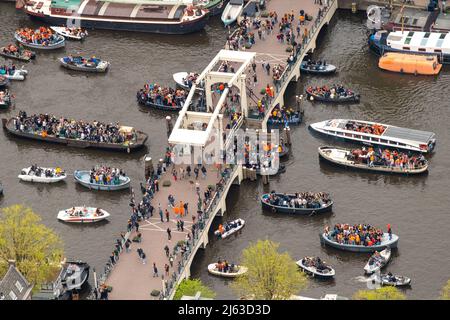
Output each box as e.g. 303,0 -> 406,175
0,5 -> 448,299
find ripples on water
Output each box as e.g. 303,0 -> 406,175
0,6 -> 449,299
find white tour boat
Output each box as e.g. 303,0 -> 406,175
57,207 -> 110,223
309,119 -> 436,153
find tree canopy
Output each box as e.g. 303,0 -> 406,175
173,278 -> 216,300
0,205 -> 64,288
231,239 -> 308,300
353,286 -> 406,300
441,280 -> 450,300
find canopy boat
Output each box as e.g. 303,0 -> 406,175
137,94 -> 184,111
18,166 -> 66,183
60,56 -> 110,73
378,52 -> 442,75
364,247 -> 391,274
0,91 -> 11,109
221,0 -> 244,26
50,26 -> 88,40
74,170 -> 131,191
306,87 -> 360,103
380,273 -> 411,287
318,146 -> 429,175
173,71 -> 204,91
2,117 -> 148,153
0,76 -> 10,88
1,68 -> 28,81
309,119 -> 436,153
214,218 -> 245,239
0,46 -> 36,62
296,257 -> 335,278
14,31 -> 65,50
57,207 -> 110,223
261,192 -> 333,215
61,261 -> 90,291
207,263 -> 248,278
300,61 -> 337,74
320,232 -> 399,253
19,0 -> 209,35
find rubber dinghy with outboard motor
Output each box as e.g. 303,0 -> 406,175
1,67 -> 28,81
221,0 -> 244,26
296,257 -> 335,278
306,86 -> 360,103
207,263 -> 248,278
214,218 -> 245,239
261,192 -> 333,215
57,207 -> 110,223
74,170 -> 130,191
300,61 -> 337,74
380,273 -> 411,287
363,247 -> 391,274
18,166 -> 66,183
60,56 -> 110,73
50,27 -> 88,40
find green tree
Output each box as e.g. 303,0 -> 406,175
0,205 -> 64,289
173,278 -> 216,300
441,280 -> 450,300
353,287 -> 406,300
231,239 -> 308,300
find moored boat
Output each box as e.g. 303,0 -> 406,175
363,247 -> 391,274
198,0 -> 228,16
60,56 -> 110,73
380,273 -> 411,287
15,28 -> 65,50
0,45 -> 36,62
2,112 -> 148,153
378,52 -> 442,75
261,192 -> 333,215
296,257 -> 335,278
18,166 -> 66,183
207,262 -> 248,278
318,146 -> 429,175
300,60 -> 337,74
221,0 -> 244,26
309,119 -> 436,153
137,84 -> 187,112
306,86 -> 360,103
214,218 -> 245,239
50,26 -> 88,40
0,91 -> 12,109
74,169 -> 130,191
57,206 -> 110,223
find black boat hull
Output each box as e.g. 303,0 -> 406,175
260,193 -> 333,215
306,92 -> 360,103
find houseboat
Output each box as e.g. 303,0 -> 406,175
309,119 -> 436,153
17,0 -> 209,34
369,30 -> 450,64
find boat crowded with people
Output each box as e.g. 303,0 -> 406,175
15,27 -> 65,50
0,90 -> 11,109
0,76 -> 9,88
261,192 -> 333,215
2,111 -> 148,153
0,44 -> 36,62
50,26 -> 88,40
310,119 -> 437,153
0,65 -> 28,81
296,257 -> 335,279
172,71 -> 204,91
18,165 -> 66,183
306,85 -> 360,103
300,60 -> 337,74
137,84 -> 187,111
318,146 -> 429,175
60,56 -> 110,73
364,247 -> 391,274
18,0 -> 210,35
207,260 -> 248,278
320,224 -> 399,253
267,105 -> 302,127
57,206 -> 110,223
74,167 -> 130,191
380,273 -> 411,287
221,0 -> 244,26
214,218 -> 245,239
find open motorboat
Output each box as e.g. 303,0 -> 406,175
1,66 -> 28,81
221,0 -> 244,26
380,273 -> 411,287
60,56 -> 110,73
296,257 -> 335,278
214,218 -> 245,239
306,86 -> 360,103
300,60 -> 337,74
74,170 -> 130,191
50,26 -> 88,40
364,247 -> 391,274
309,119 -> 436,153
173,71 -> 204,91
261,192 -> 333,215
57,207 -> 110,223
208,263 -> 248,278
18,166 -> 66,183
0,45 -> 36,62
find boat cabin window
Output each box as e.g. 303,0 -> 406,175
362,136 -> 370,140
354,135 -> 361,139
439,33 -> 446,39
436,39 -> 444,48
434,49 -> 442,53
424,32 -> 430,38
380,139 -> 388,144
407,31 -> 414,37
398,142 -> 406,146
337,132 -> 344,136
372,137 -> 380,142
404,37 -> 412,45
412,18 -> 418,25
418,48 -> 426,52
403,47 -> 410,50
345,133 -> 353,137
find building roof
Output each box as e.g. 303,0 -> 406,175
0,261 -> 33,300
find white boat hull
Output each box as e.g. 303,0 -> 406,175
18,167 -> 66,183
364,247 -> 391,274
214,218 -> 245,239
57,207 -> 110,223
221,2 -> 244,26
50,26 -> 87,40
3,68 -> 27,81
207,263 -> 248,278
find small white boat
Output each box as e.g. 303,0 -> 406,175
380,273 -> 411,287
364,247 -> 391,274
1,67 -> 28,81
173,71 -> 204,91
57,207 -> 110,223
221,0 -> 244,26
296,257 -> 336,278
18,166 -> 66,183
60,56 -> 110,73
207,263 -> 248,278
50,26 -> 88,40
214,218 -> 245,239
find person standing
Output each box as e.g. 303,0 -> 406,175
169,255 -> 174,268
165,209 -> 170,222
183,202 -> 189,216
164,263 -> 170,277
153,263 -> 159,277
164,245 -> 170,257
180,220 -> 184,232
252,61 -> 256,72
159,204 -> 164,222
194,167 -> 199,179
253,73 -> 257,87
167,227 -> 172,240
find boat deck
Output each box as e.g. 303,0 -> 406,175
383,126 -> 435,143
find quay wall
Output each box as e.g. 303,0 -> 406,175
337,0 -> 429,10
